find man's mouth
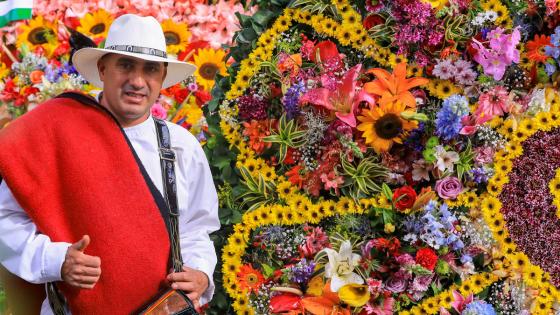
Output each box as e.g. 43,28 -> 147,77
123,91 -> 147,102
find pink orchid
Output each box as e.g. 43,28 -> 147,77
320,171 -> 344,194
450,290 -> 473,313
471,28 -> 520,80
299,64 -> 375,127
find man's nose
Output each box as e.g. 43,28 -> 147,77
127,69 -> 147,89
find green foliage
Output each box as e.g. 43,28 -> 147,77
457,140 -> 474,180
289,0 -> 339,18
340,155 -> 388,200
237,166 -> 278,211
263,113 -> 307,163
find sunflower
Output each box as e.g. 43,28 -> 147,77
77,9 -> 113,40
0,63 -> 9,80
193,48 -> 227,91
160,19 -> 191,55
357,101 -> 419,153
17,15 -> 58,57
237,264 -> 265,293
526,34 -> 552,63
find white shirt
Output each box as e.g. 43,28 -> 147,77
0,116 -> 220,314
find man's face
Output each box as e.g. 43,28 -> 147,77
97,53 -> 167,127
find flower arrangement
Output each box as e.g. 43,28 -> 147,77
211,0 -> 560,314
0,1 -> 253,136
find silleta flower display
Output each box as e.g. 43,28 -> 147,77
215,0 -> 560,314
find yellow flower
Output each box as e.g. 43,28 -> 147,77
160,19 -> 191,55
337,196 -> 356,214
524,265 -> 544,288
306,203 -> 322,224
193,48 -> 228,91
338,284 -> 370,307
384,223 -> 395,234
357,101 -> 418,153
431,79 -> 461,99
17,15 -> 58,57
306,275 -> 324,296
510,252 -> 530,271
77,9 -> 113,40
422,0 -> 449,10
0,63 -> 9,80
519,51 -> 534,70
277,181 -> 295,200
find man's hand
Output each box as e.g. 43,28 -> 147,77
61,235 -> 101,289
167,266 -> 209,309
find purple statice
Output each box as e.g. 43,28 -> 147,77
289,258 -> 316,284
435,94 -> 469,141
237,93 -> 269,121
468,166 -> 491,184
462,301 -> 497,315
282,81 -> 305,119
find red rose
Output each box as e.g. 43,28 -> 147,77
393,186 -> 417,211
194,90 -> 211,106
416,248 -> 438,271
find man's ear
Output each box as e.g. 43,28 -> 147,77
97,58 -> 106,82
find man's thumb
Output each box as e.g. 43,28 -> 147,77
71,235 -> 90,252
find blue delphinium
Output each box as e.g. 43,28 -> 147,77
462,300 -> 497,315
469,166 -> 492,184
404,201 -> 464,251
435,94 -> 469,141
282,81 -> 305,119
289,258 -> 316,284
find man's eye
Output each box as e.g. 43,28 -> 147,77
146,65 -> 159,73
119,63 -> 133,70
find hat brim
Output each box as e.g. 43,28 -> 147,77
72,47 -> 197,89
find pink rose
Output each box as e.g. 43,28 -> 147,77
435,177 -> 463,200
474,147 -> 495,166
150,102 -> 168,120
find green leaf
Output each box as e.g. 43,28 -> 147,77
382,183 -> 393,201
262,263 -> 276,278
214,155 -> 232,170
252,9 -> 275,26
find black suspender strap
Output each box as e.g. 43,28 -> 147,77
153,118 -> 184,273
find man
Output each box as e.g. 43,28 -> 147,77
0,14 -> 219,314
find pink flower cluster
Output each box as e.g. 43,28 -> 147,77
471,27 -> 521,80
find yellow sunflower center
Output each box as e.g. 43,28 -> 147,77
199,62 -> 219,80
374,113 -> 403,139
28,27 -> 52,45
164,31 -> 180,46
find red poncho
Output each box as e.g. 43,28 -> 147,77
0,94 -> 171,314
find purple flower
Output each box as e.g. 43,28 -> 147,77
435,177 -> 463,200
237,94 -> 269,121
410,274 -> 434,292
289,258 -> 316,284
384,273 -> 408,293
474,147 -> 495,166
396,253 -> 415,266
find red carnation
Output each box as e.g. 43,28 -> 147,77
363,14 -> 385,30
393,186 -> 417,211
416,248 -> 438,271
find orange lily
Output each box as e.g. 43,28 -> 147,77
301,282 -> 351,315
363,62 -> 429,108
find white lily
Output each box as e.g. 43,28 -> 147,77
322,240 -> 363,292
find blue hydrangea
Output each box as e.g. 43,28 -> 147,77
462,301 -> 497,315
282,81 -> 305,119
435,94 -> 469,141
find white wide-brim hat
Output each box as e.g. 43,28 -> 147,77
72,14 -> 196,89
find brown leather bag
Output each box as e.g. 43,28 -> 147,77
1,265 -> 45,314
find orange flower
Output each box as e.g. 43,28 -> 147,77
363,62 -> 429,108
237,264 -> 265,293
301,281 -> 351,315
526,34 -> 551,63
29,70 -> 44,84
242,119 -> 272,154
286,165 -> 304,189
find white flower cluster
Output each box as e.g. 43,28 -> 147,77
471,10 -> 498,26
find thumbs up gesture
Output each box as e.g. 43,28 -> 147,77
61,235 -> 102,289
